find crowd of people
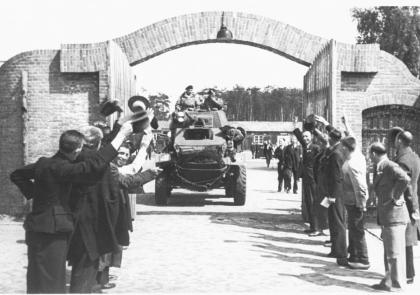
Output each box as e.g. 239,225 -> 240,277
10,95 -> 162,293
272,114 -> 420,291
7,83 -> 420,293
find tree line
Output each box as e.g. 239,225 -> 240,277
147,85 -> 303,121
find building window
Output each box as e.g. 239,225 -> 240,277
253,135 -> 264,144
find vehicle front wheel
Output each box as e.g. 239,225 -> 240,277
155,171 -> 171,205
225,166 -> 246,206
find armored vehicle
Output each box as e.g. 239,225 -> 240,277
155,110 -> 246,206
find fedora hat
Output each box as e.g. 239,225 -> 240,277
100,100 -> 123,117
128,95 -> 150,112
125,110 -> 150,133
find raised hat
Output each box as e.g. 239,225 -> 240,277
100,100 -> 123,117
303,122 -> 315,132
125,110 -> 150,133
237,126 -> 246,138
128,95 -> 150,112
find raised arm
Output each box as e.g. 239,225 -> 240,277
313,128 -> 328,146
293,128 -> 305,148
113,167 -> 160,191
53,122 -> 132,181
118,129 -> 153,175
341,115 -> 353,137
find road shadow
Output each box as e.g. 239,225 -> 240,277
137,192 -> 236,207
137,209 -> 383,291
211,213 -> 382,292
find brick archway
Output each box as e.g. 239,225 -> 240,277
112,12 -> 328,66
1,11 -> 420,214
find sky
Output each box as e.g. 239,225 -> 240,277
0,0 -> 414,101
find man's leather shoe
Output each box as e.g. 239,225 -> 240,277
308,230 -> 325,237
371,284 -> 391,291
348,262 -> 370,270
326,252 -> 337,258
101,283 -> 116,290
304,229 -> 314,234
407,278 -> 414,284
336,258 -> 349,266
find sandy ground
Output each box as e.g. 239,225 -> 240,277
1,158 -> 419,294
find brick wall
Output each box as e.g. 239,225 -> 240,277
0,50 -> 100,214
334,50 -> 420,148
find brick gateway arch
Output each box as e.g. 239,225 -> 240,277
1,11 -> 420,214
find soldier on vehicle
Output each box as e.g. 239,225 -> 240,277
175,85 -> 199,111
202,89 -> 224,111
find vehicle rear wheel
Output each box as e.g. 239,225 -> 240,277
233,165 -> 246,205
155,171 -> 171,205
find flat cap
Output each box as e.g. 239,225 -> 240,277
341,136 -> 356,151
369,142 -> 387,154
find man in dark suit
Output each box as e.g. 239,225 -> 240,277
96,144 -> 161,289
9,123 -> 132,294
369,142 -> 411,291
293,128 -> 321,235
274,139 -> 286,192
68,126 -> 130,293
391,128 -> 420,284
314,115 -> 347,266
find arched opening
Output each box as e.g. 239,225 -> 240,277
132,42 -> 308,153
362,104 -> 420,156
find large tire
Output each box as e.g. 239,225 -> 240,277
155,171 -> 171,205
233,166 -> 246,205
225,166 -> 246,206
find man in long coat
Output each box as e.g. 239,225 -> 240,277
68,127 -> 131,293
391,128 -> 420,284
